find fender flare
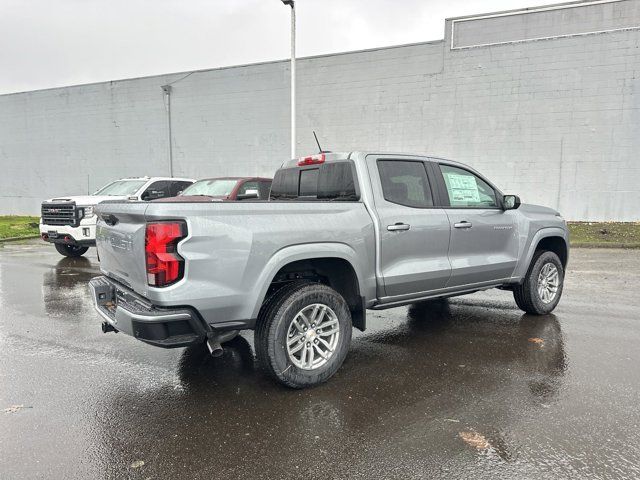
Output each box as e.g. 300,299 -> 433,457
248,242 -> 366,320
513,226 -> 569,280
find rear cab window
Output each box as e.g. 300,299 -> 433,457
299,169 -> 319,197
270,160 -> 359,201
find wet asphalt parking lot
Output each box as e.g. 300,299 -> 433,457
1,240 -> 639,479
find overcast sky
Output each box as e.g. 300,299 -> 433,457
1,0 -> 563,94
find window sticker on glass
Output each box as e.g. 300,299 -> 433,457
444,172 -> 480,204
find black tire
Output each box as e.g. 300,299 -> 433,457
255,281 -> 352,388
54,243 -> 89,257
513,251 -> 564,315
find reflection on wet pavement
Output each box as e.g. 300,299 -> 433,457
42,256 -> 96,317
1,240 -> 639,479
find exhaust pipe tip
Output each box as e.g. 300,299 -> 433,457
205,330 -> 238,357
101,322 -> 117,334
207,339 -> 223,357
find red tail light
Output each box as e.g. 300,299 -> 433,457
145,222 -> 187,287
297,153 -> 325,166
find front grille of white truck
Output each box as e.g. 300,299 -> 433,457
41,202 -> 79,226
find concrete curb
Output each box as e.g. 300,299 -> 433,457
571,242 -> 640,249
0,235 -> 41,243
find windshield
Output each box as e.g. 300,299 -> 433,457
180,179 -> 239,197
94,180 -> 147,196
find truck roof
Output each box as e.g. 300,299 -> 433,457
280,151 -> 468,169
192,176 -> 272,182
118,176 -> 195,182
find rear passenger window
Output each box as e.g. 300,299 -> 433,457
171,181 -> 192,196
141,181 -> 171,201
377,160 -> 433,208
317,163 -> 357,200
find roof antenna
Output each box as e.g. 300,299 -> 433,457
313,131 -> 330,154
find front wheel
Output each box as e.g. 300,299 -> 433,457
513,251 -> 564,315
255,282 -> 352,388
54,243 -> 89,257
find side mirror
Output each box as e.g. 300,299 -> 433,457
503,194 -> 521,210
236,192 -> 259,200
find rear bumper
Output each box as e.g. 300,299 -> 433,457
89,276 -> 207,348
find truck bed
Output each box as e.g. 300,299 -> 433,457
95,199 -> 376,328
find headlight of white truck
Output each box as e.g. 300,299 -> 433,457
80,206 -> 94,218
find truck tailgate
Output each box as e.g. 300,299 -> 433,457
95,202 -> 149,296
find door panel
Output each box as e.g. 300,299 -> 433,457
445,209 -> 519,286
367,156 -> 451,297
380,206 -> 452,295
435,163 -> 519,287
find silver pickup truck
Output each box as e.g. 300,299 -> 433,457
90,152 -> 569,388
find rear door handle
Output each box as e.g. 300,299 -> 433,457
387,223 -> 410,231
454,221 -> 472,229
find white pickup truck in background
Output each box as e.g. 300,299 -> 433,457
40,176 -> 194,257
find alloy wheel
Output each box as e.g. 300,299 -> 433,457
286,303 -> 340,370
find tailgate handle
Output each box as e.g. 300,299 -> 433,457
102,214 -> 119,226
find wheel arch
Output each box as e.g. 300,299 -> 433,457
514,227 -> 569,280
251,244 -> 367,331
536,236 -> 568,268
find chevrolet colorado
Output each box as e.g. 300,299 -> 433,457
90,152 -> 569,388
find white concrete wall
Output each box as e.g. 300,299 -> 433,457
451,0 -> 640,48
1,0 -> 639,220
